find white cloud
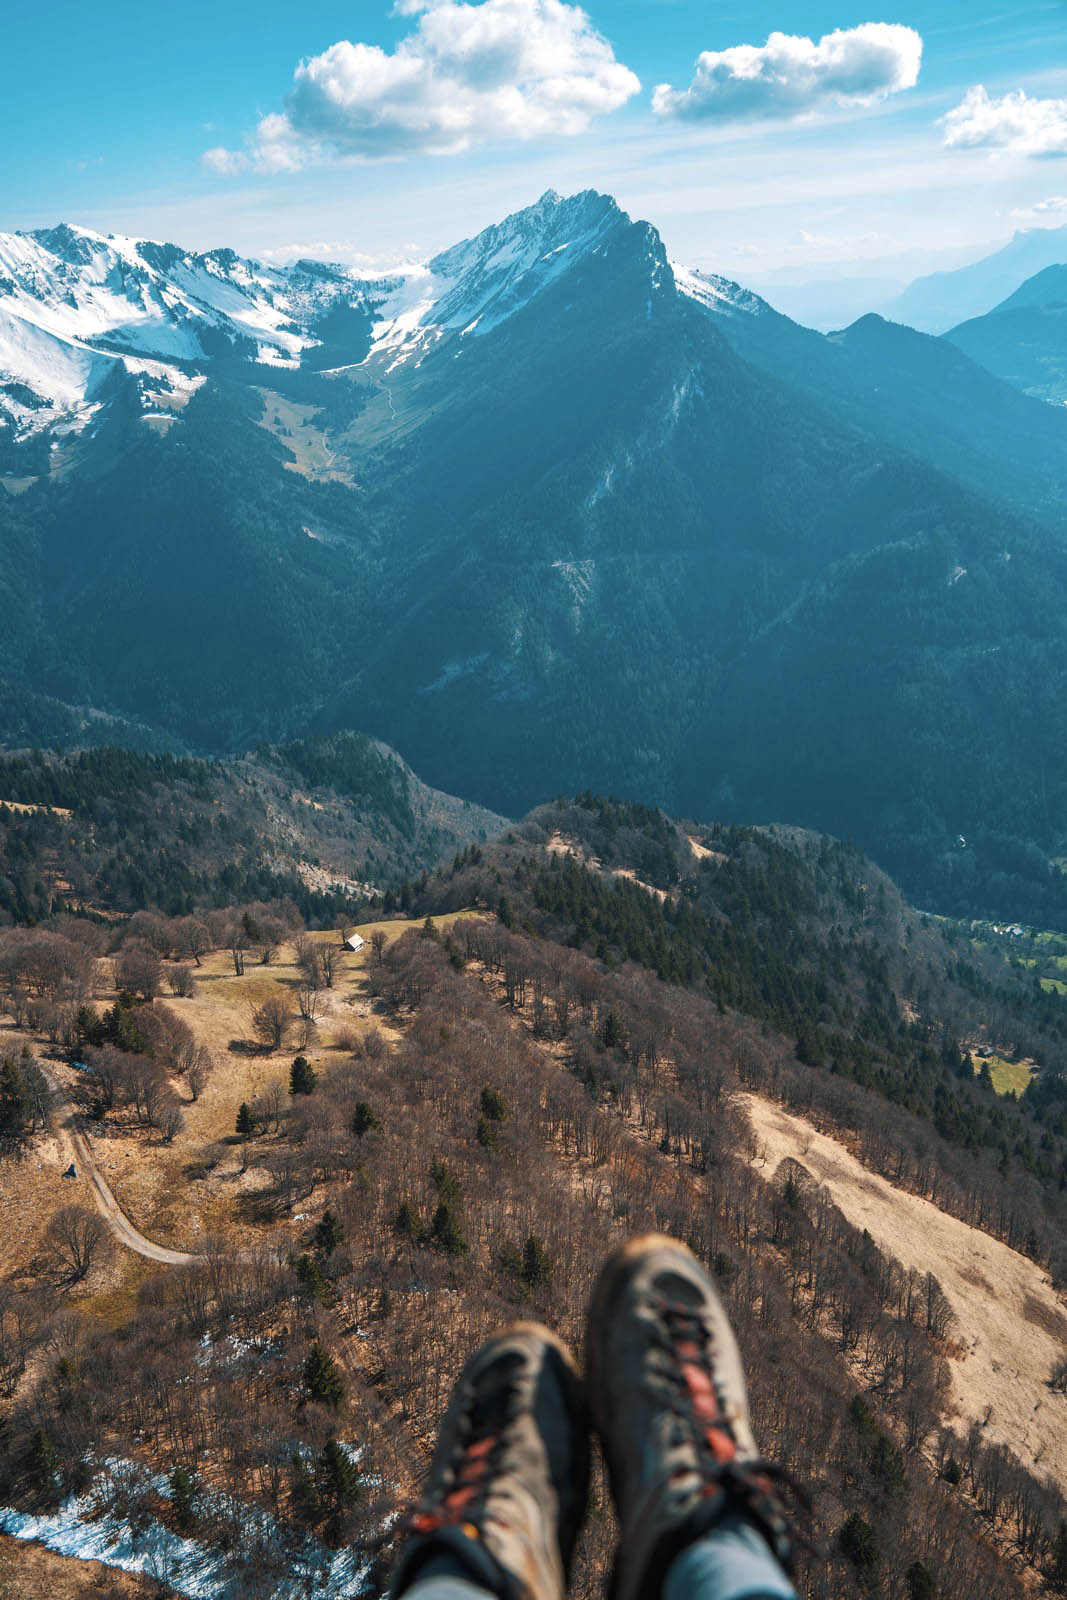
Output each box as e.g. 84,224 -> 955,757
652,24 -> 921,123
1034,196 -> 1067,212
941,87 -> 1067,157
204,0 -> 640,173
202,146 -> 250,176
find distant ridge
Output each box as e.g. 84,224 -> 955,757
946,262 -> 1067,403
881,223 -> 1067,332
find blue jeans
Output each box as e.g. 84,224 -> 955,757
405,1516 -> 797,1600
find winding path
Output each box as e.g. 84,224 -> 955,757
42,1065 -> 201,1267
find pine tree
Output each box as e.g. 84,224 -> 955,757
479,1086 -> 508,1123
395,1201 -> 421,1240
290,1450 -> 320,1526
601,1010 -> 624,1049
29,1427 -> 60,1502
290,1055 -> 316,1096
351,1101 -> 380,1140
303,1342 -> 344,1408
521,1235 -> 552,1289
170,1465 -> 198,1532
314,1209 -> 343,1256
839,1513 -> 879,1579
235,1102 -> 254,1138
905,1561 -> 936,1600
868,1431 -> 907,1496
295,1253 -> 331,1304
430,1159 -> 462,1207
0,1057 -> 30,1145
795,1019 -> 824,1068
317,1438 -> 362,1544
432,1202 -> 468,1257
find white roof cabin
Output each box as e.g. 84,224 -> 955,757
344,934 -> 366,952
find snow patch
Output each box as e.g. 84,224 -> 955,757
0,1457 -> 371,1600
672,262 -> 763,318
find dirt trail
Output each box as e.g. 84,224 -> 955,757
742,1093 -> 1067,1483
41,1067 -> 201,1268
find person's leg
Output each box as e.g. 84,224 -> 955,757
585,1235 -> 802,1600
388,1323 -> 590,1600
664,1516 -> 797,1600
402,1553 -> 502,1600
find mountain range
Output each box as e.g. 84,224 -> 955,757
945,263 -> 1067,404
881,222 -> 1067,333
3,190 -> 1067,926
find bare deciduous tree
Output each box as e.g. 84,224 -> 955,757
168,965 -> 195,998
295,936 -> 324,990
116,941 -> 162,1002
45,1205 -> 110,1286
157,1099 -> 185,1144
297,986 -> 320,1048
186,1046 -> 213,1103
249,995 -> 291,1053
176,916 -> 212,968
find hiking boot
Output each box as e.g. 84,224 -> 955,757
390,1322 -> 590,1600
586,1235 -> 799,1600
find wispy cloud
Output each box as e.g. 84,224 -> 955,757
941,86 -> 1067,157
203,0 -> 640,174
203,147 -> 250,176
652,24 -> 922,123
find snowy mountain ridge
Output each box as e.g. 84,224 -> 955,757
0,190 -> 651,445
0,220 -> 397,442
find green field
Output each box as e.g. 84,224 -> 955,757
972,1054 -> 1040,1096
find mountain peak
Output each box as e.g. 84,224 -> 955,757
381,188 -> 638,345
995,262 -> 1067,313
429,188 -> 624,279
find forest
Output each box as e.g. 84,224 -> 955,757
2,792 -> 1066,1599
0,740 -> 501,925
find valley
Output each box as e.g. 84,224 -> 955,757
2,795 -> 1067,1599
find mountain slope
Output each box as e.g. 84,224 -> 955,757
0,736 -> 505,922
673,265 -> 1067,527
882,224 -> 1067,332
946,263 -> 1067,403
5,799 -> 1065,1599
4,192 -> 1067,923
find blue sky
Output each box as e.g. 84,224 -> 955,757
4,1 -> 1067,300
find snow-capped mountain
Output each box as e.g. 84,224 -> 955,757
670,262 -> 765,320
367,189 -> 649,367
5,188 -> 1067,929
0,222 -> 394,441
0,192 -> 650,446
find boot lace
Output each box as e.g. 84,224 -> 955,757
655,1296 -> 815,1572
406,1352 -> 523,1540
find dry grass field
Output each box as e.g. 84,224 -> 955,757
743,1093 -> 1067,1485
0,1532 -> 154,1598
0,913 -> 481,1294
